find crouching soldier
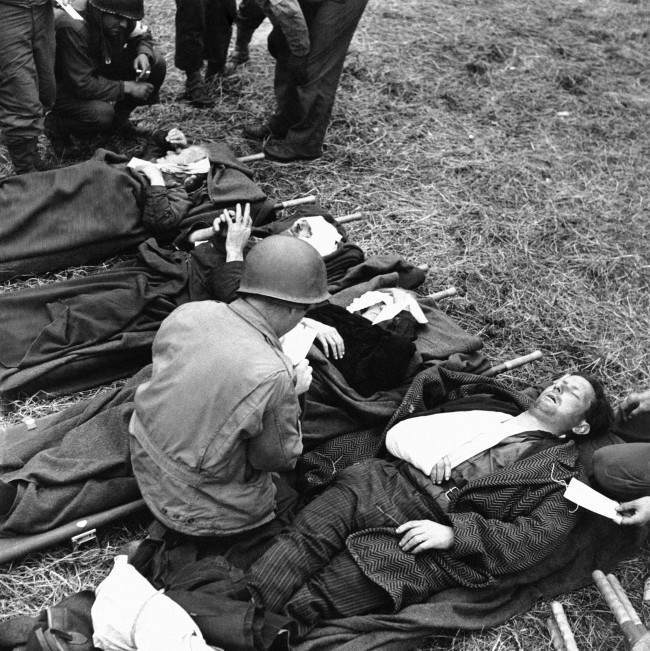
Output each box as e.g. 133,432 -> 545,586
46,0 -> 166,146
129,235 -> 329,538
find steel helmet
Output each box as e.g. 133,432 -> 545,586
88,0 -> 144,20
238,235 -> 330,304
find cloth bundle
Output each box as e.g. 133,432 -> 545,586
91,555 -> 216,651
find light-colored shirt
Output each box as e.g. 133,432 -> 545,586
385,410 -> 533,476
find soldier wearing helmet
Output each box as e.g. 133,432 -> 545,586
129,229 -> 329,537
46,0 -> 166,145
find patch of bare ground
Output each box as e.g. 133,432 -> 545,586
1,0 -> 648,647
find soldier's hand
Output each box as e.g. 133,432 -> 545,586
133,53 -> 151,81
617,389 -> 650,421
617,496 -> 650,525
293,359 -> 313,395
124,80 -> 154,101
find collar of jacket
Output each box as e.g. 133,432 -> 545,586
228,298 -> 283,352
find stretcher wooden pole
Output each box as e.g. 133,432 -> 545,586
547,617 -> 567,651
592,570 -> 650,648
607,574 -> 650,643
187,195 -> 318,243
237,152 -> 265,163
550,602 -> 579,651
426,287 -> 457,301
336,212 -> 363,225
0,500 -> 147,565
482,350 -> 543,377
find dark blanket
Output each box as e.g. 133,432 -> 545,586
0,368 -> 150,535
0,297 -> 476,538
0,144 -> 267,282
0,252 -> 423,398
295,511 -> 644,650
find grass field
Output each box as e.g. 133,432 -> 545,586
1,0 -> 649,647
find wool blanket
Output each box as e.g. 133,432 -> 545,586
0,144 -> 267,282
0,301 -> 480,539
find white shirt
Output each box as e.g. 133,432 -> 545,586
385,410 -> 532,476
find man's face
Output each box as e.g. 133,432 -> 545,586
101,13 -> 134,41
533,374 -> 596,435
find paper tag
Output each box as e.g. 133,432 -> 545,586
280,322 -> 317,366
564,477 -> 622,524
55,0 -> 84,21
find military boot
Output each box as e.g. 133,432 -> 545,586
224,25 -> 256,75
4,135 -> 45,175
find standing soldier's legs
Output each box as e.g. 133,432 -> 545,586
0,2 -> 54,174
264,0 -> 369,162
174,0 -> 215,107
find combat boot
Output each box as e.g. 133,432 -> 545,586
4,135 -> 45,175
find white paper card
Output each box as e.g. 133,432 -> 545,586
280,322 -> 317,366
55,0 -> 84,20
563,478 -> 622,524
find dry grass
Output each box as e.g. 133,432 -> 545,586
1,0 -> 649,647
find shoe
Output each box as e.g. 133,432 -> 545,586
44,113 -> 74,157
4,135 -> 45,174
204,62 -> 224,85
112,117 -> 151,138
183,71 -> 215,108
263,139 -> 321,163
243,122 -> 276,141
224,47 -> 250,76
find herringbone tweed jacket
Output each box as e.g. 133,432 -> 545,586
346,365 -> 583,611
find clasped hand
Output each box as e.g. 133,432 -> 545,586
395,520 -> 454,553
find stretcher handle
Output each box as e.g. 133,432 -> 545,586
237,152 -> 265,163
426,287 -> 457,301
550,602 -> 579,651
482,350 -> 543,377
593,570 -> 647,645
546,617 -> 567,651
336,212 -> 364,225
188,199 -> 346,244
607,573 -> 649,639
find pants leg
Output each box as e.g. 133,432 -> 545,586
51,97 -> 115,135
249,459 -> 432,616
33,3 -> 56,114
0,2 -> 55,140
284,551 -> 392,637
204,0 -> 236,73
273,0 -> 369,155
175,0 -> 208,73
236,0 -> 265,33
593,443 -> 650,501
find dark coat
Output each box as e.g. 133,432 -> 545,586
347,367 -> 583,610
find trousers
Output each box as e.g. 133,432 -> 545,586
174,0 -> 237,73
248,459 -> 435,634
52,50 -> 166,135
0,1 -> 55,139
268,0 -> 368,155
592,411 -> 650,500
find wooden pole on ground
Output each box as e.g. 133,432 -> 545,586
550,602 -> 579,651
237,152 -> 265,163
593,570 -> 650,649
482,350 -> 543,377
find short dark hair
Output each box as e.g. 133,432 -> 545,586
575,373 -> 613,438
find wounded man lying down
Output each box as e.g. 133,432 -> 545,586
243,373 -> 613,641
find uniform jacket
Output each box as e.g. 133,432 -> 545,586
54,3 -> 155,102
130,299 -> 302,536
347,367 -> 584,610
